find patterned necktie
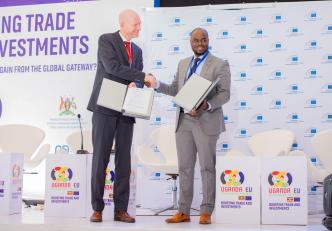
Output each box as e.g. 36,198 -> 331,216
188,57 -> 201,79
124,41 -> 132,64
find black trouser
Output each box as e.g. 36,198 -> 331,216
91,112 -> 133,212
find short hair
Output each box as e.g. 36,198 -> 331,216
191,27 -> 209,38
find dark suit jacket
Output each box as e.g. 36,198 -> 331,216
87,31 -> 145,123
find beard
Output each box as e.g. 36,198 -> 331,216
194,52 -> 204,56
193,49 -> 207,56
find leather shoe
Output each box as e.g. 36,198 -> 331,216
90,211 -> 102,222
165,211 -> 190,223
199,212 -> 211,224
114,211 -> 135,223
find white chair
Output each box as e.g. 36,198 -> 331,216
289,150 -> 328,185
289,150 -> 327,215
151,126 -> 178,172
0,124 -> 49,207
66,130 -> 93,154
225,149 -> 246,157
136,126 -> 179,215
25,143 -> 50,169
0,124 -> 49,169
311,129 -> 332,173
248,129 -> 295,157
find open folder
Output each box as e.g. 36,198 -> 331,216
97,78 -> 154,120
173,73 -> 220,111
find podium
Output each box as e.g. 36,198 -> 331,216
0,153 -> 23,215
261,156 -> 307,225
215,156 -> 260,224
44,154 -> 87,217
44,153 -> 136,219
215,156 -> 307,225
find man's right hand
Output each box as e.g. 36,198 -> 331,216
128,82 -> 137,88
144,73 -> 157,88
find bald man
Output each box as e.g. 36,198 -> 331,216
87,9 -> 154,223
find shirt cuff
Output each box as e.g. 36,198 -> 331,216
155,80 -> 160,89
207,102 -> 212,111
136,82 -> 143,88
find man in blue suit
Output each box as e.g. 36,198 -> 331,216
87,9 -> 154,223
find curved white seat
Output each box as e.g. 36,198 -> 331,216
311,129 -> 332,172
66,130 -> 93,154
248,129 -> 295,157
0,124 -> 49,169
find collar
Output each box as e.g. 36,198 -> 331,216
193,50 -> 209,63
119,31 -> 131,43
194,50 -> 209,59
195,54 -> 204,59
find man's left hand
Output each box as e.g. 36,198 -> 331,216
188,100 -> 208,117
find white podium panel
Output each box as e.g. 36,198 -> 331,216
261,156 -> 307,225
215,157 -> 260,224
0,153 -> 23,215
86,154 -> 136,219
44,154 -> 87,217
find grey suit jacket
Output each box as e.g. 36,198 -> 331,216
159,53 -> 231,136
87,31 -> 145,123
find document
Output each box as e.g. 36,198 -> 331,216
173,73 -> 220,111
97,78 -> 127,112
122,87 -> 154,119
97,78 -> 154,120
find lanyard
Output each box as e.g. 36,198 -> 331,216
190,50 -> 209,71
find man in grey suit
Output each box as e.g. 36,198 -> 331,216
87,9 -> 154,223
153,28 -> 231,224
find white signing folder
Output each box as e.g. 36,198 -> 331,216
173,73 -> 220,111
97,78 -> 154,120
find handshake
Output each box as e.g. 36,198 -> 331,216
128,73 -> 157,88
144,73 -> 157,88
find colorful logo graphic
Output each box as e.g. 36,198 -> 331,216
221,170 -> 245,186
105,167 -> 115,185
59,96 -> 77,116
268,171 -> 292,187
51,166 -> 73,182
